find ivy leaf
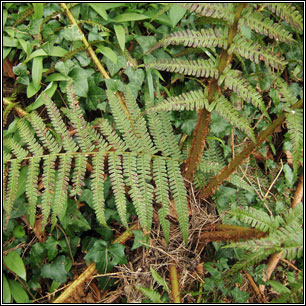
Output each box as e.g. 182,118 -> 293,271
44,236 -> 60,261
41,255 -> 68,283
103,54 -> 126,76
70,67 -> 94,97
230,287 -> 250,303
4,251 -> 26,281
60,25 -> 83,41
30,243 -> 47,267
55,60 -> 74,77
169,4 -> 186,28
131,230 -> 147,250
123,67 -> 145,98
84,240 -> 127,273
136,36 -> 157,54
87,78 -> 106,111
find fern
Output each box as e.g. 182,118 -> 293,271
146,58 -> 218,78
240,11 -> 294,43
149,27 -> 228,53
4,79 -> 193,242
285,109 -> 303,177
224,204 -> 303,271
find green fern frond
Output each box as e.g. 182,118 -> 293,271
149,27 -> 228,53
17,119 -> 44,156
108,151 -> 128,228
263,3 -> 303,32
98,119 -> 127,151
214,94 -> 256,143
153,157 -> 170,243
123,87 -> 157,154
167,159 -> 189,245
229,206 -> 283,233
228,174 -> 254,193
284,202 -> 303,225
70,153 -> 88,197
123,153 -> 147,230
91,151 -> 107,227
182,3 -> 235,24
5,137 -> 28,160
4,159 -> 21,221
41,154 -> 57,229
275,78 -> 299,107
137,154 -> 154,231
26,157 -> 40,226
286,108 -> 303,176
136,285 -> 163,303
229,35 -> 287,70
43,93 -> 79,152
66,83 -> 96,152
218,69 -> 270,119
240,12 -> 294,43
29,112 -> 62,153
146,89 -> 207,113
146,58 -> 218,78
52,154 -> 72,220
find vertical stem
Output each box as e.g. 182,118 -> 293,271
183,4 -> 246,181
169,263 -> 181,303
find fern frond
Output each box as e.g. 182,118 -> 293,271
41,154 -> 57,229
167,159 -> 189,245
106,89 -> 143,152
182,3 -> 235,24
66,82 -> 96,152
123,87 -> 157,154
284,202 -> 303,225
219,69 -> 270,119
146,58 -> 218,78
149,27 -> 228,53
43,93 -> 79,152
228,174 -> 254,193
240,12 -> 294,43
91,151 -> 107,227
5,137 -> 28,160
229,35 -> 287,70
137,154 -> 154,231
153,157 -> 170,243
70,153 -> 88,197
98,119 -> 127,151
17,119 -> 44,156
26,156 -> 40,226
108,151 -> 128,228
136,285 -> 163,303
274,78 -> 298,107
146,89 -> 207,113
4,159 -> 21,221
29,112 -> 61,153
123,153 -> 147,230
229,207 -> 283,233
52,154 -> 72,222
214,94 -> 256,143
286,108 -> 303,176
263,3 -> 303,32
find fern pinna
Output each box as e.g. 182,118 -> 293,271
146,3 -> 303,181
3,82 -> 189,245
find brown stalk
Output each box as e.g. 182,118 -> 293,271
183,4 -> 247,181
199,99 -> 303,199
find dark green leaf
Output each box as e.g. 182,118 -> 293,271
13,225 -> 25,238
3,274 -> 11,303
30,242 -> 47,266
283,163 -> 294,188
131,230 -> 147,250
4,251 -> 26,281
89,3 -> 108,20
230,287 -> 250,303
41,255 -> 68,283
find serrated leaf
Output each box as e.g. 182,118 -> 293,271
4,251 -> 26,281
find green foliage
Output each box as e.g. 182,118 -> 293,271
224,203 -> 303,272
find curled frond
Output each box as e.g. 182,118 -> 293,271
146,58 -> 218,79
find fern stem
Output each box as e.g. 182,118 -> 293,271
199,99 -> 303,199
183,4 -> 247,181
169,263 -> 181,303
